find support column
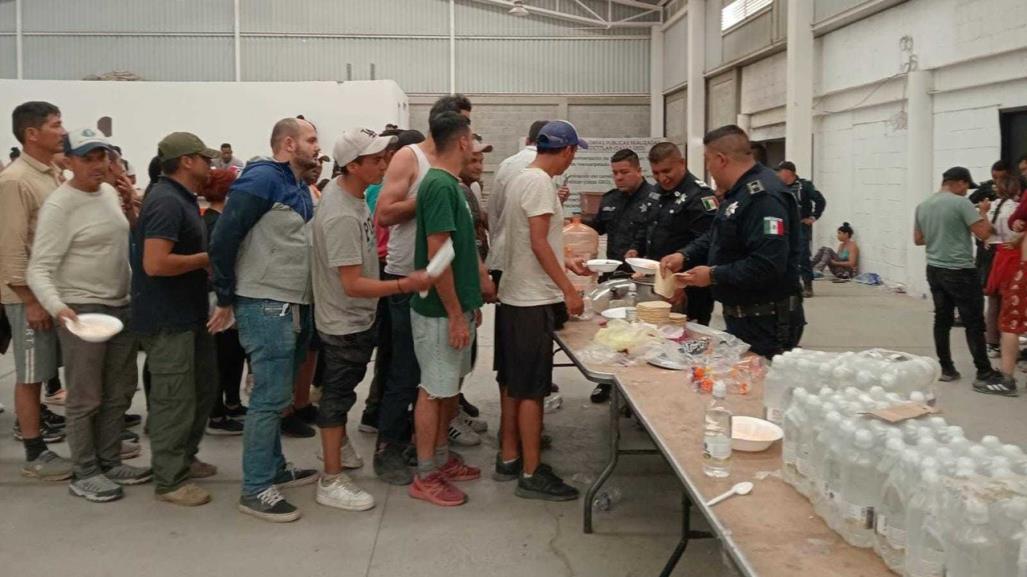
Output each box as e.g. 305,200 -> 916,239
233,0 -> 241,81
449,0 -> 456,95
905,69 -> 934,297
685,0 -> 705,174
15,0 -> 23,79
785,0 -> 814,174
650,27 -> 665,138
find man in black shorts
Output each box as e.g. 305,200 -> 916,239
494,121 -> 589,501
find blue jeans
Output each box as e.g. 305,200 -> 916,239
234,297 -> 311,496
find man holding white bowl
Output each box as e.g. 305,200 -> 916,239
27,128 -> 152,502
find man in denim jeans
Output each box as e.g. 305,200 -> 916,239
209,118 -> 322,522
915,166 -> 1005,393
374,95 -> 474,485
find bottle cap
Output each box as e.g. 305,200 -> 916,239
966,498 -> 989,524
854,429 -> 874,449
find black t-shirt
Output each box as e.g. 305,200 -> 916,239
130,176 -> 209,334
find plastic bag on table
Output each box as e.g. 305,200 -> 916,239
593,319 -> 663,353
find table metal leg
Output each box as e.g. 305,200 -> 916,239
658,492 -> 714,577
584,384 -> 622,534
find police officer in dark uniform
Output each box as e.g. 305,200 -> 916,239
775,161 -> 825,298
585,149 -> 655,280
662,125 -> 804,359
629,142 -> 717,326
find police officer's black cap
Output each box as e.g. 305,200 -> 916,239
942,166 -> 978,188
775,161 -> 797,173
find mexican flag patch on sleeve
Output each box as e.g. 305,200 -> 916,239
701,196 -> 718,212
763,217 -> 785,236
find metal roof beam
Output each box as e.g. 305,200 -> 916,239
464,0 -> 659,28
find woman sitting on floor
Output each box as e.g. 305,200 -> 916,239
812,222 -> 859,280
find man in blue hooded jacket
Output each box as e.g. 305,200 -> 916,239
208,117 -> 321,523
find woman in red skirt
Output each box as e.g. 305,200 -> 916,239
994,175 -> 1027,396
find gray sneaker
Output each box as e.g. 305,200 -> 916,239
238,486 -> 301,523
69,473 -> 124,502
21,450 -> 73,481
104,463 -> 153,485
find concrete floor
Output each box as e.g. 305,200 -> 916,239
1,280 -> 1025,577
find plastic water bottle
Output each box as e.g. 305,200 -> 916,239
905,466 -> 945,577
763,360 -> 788,424
947,498 -> 1000,577
877,448 -> 920,565
838,429 -> 878,548
994,497 -> 1027,577
795,396 -> 823,490
702,382 -> 732,478
781,388 -> 808,487
593,487 -> 623,512
873,437 -> 907,559
809,411 -> 842,509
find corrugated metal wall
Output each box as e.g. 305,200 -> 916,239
3,0 -> 652,94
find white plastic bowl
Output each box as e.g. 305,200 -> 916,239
586,259 -> 622,273
625,257 -> 660,275
64,313 -> 124,343
731,416 -> 783,452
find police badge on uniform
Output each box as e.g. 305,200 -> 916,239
747,180 -> 765,194
724,201 -> 739,217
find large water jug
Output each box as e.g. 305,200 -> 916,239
876,448 -> 920,565
562,216 -> 598,292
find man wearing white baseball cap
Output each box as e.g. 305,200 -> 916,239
310,128 -> 435,511
28,129 -> 152,501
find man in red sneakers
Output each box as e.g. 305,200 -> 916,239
408,111 -> 491,506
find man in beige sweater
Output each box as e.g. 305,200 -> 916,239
28,129 -> 152,502
0,101 -> 72,481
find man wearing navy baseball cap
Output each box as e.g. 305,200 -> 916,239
493,119 -> 591,501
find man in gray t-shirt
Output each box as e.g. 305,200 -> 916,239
310,128 -> 433,512
914,166 -> 1003,392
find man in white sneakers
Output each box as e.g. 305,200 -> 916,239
311,128 -> 434,511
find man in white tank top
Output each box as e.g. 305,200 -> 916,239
372,95 -> 477,486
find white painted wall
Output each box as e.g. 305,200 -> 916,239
0,80 -> 408,182
814,0 -> 1027,297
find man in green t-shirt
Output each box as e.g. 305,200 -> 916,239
409,111 -> 494,507
914,166 -> 1004,393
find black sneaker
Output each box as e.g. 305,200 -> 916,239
493,453 -> 523,482
271,463 -> 319,489
973,370 -> 1002,387
458,394 -> 480,418
224,404 -> 248,419
515,464 -> 580,501
13,421 -> 65,443
239,486 -> 301,523
590,383 -> 611,404
280,414 -> 315,438
123,413 -> 142,428
121,429 -> 140,443
40,405 -> 65,428
402,444 -> 418,467
373,444 -> 413,486
974,374 -> 1019,397
939,369 -> 961,382
206,417 -> 244,436
294,404 -> 319,425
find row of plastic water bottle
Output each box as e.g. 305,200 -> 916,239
763,347 -> 940,425
782,386 -> 1027,576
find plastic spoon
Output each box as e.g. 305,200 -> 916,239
706,481 -> 754,508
